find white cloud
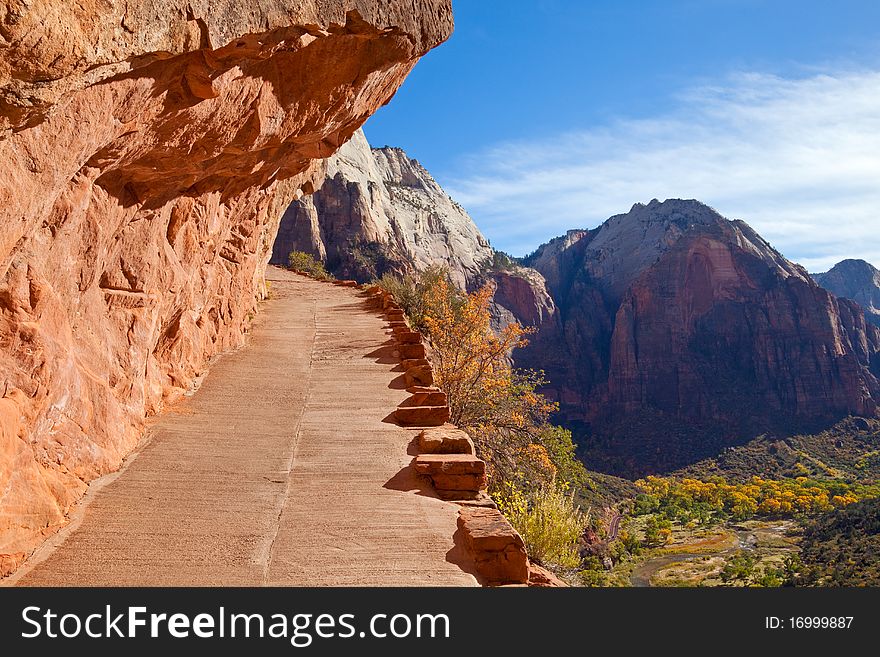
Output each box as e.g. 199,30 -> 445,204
443,70 -> 880,271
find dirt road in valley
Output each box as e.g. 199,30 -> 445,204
7,268 -> 477,586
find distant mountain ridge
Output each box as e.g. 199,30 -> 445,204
813,259 -> 880,327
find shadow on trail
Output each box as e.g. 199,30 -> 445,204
383,437 -> 483,584
383,439 -> 434,498
364,344 -> 399,365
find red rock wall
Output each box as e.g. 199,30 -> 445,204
519,206 -> 880,474
0,1 -> 453,574
608,235 -> 880,422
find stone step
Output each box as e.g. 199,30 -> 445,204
396,343 -> 426,360
394,330 -> 422,345
406,385 -> 442,394
417,426 -> 474,455
414,453 -> 485,476
455,492 -> 498,509
431,474 -> 487,493
457,507 -> 529,585
404,365 -> 433,387
394,404 -> 449,426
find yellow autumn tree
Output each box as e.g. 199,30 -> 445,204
635,474 -> 878,522
419,274 -> 561,487
378,268 -> 591,574
378,268 -> 587,486
422,278 -> 530,425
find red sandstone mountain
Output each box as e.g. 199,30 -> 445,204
520,200 -> 880,474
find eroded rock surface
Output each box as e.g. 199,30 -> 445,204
0,0 -> 452,574
273,128 -> 555,335
457,506 -> 529,585
272,128 -> 493,287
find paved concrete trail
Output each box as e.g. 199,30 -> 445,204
10,268 -> 476,586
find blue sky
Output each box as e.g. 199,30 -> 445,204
363,0 -> 880,270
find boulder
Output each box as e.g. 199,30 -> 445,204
528,563 -> 568,587
394,405 -> 450,427
418,426 -> 475,455
404,365 -> 434,387
457,507 -> 529,585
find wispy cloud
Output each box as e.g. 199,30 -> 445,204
444,70 -> 880,271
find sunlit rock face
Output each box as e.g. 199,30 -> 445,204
272,129 -> 494,288
520,200 -> 880,474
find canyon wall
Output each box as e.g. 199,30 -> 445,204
521,200 -> 880,474
0,0 -> 453,573
272,128 -> 494,288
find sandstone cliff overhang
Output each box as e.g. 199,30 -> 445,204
0,0 -> 453,575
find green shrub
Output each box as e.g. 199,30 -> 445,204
536,425 -> 589,491
491,251 -> 518,271
494,482 -> 587,570
578,564 -> 611,587
288,250 -> 332,279
720,550 -> 757,583
375,266 -> 451,331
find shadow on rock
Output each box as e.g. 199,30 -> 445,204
383,461 -> 435,500
381,410 -> 400,425
446,526 -> 484,585
387,374 -> 408,390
